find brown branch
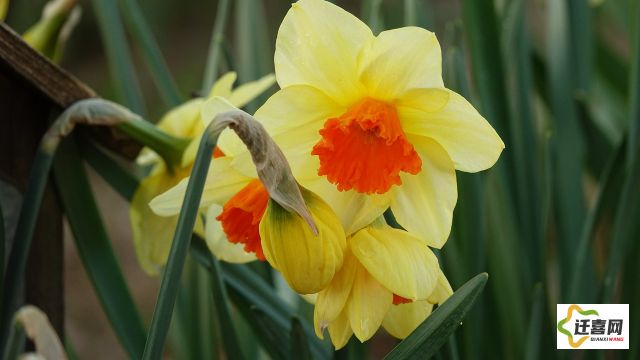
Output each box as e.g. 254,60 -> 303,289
0,22 -> 141,160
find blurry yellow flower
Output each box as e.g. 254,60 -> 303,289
313,220 -> 452,348
228,0 -> 504,248
150,98 -> 347,293
130,73 -> 275,275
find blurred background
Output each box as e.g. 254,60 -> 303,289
2,0 -> 639,359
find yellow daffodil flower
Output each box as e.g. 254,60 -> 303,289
130,72 -> 275,275
224,0 -> 504,249
150,98 -> 347,293
313,220 -> 452,348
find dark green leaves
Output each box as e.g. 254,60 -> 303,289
384,273 -> 488,360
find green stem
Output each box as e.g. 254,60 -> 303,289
201,0 -> 230,95
118,0 -> 183,107
142,123 -> 218,359
117,118 -> 189,170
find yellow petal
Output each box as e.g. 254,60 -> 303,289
347,261 -> 392,342
399,89 -> 505,172
208,72 -> 237,99
130,166 -> 190,275
201,97 -> 254,158
255,85 -> 344,134
204,205 -> 257,263
328,307 -> 353,350
259,187 -> 346,294
304,177 -> 389,235
180,138 -> 200,167
350,225 -> 440,300
390,136 -> 457,248
149,157 -> 251,216
314,249 -> 357,338
427,269 -> 453,305
227,74 -> 276,108
359,27 -> 443,101
223,85 -> 344,178
275,0 -> 372,105
156,98 -> 205,138
382,300 -> 433,339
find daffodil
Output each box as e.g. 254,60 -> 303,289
150,98 -> 347,293
231,0 -> 504,248
130,72 -> 275,275
313,220 -> 452,348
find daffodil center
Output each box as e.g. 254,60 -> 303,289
216,179 -> 269,260
311,98 -> 422,194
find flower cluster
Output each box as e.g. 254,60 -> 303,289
146,0 -> 503,348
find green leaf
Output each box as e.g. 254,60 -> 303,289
201,0 -> 231,95
78,136 -> 141,201
117,0 -> 183,107
234,0 -> 272,113
89,0 -> 147,116
524,284 -> 543,360
203,251 -> 245,359
290,317 -> 312,360
1,319 -> 24,360
568,138 -> 626,302
629,0 -> 640,168
53,135 -> 147,359
190,237 -> 330,360
246,307 -> 289,360
1,128 -> 58,347
384,273 -> 488,360
142,122 -> 217,359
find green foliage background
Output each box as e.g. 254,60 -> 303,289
2,0 -> 639,359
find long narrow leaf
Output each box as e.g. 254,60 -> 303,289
118,0 -> 182,107
290,317 -> 312,360
142,122 -> 216,359
384,273 -> 488,360
89,0 -> 146,116
201,0 -> 230,95
204,252 -> 245,359
190,237 -> 330,360
53,135 -> 147,358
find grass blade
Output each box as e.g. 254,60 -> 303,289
53,135 -> 146,358
629,0 -> 640,167
118,0 -> 182,107
143,119 -> 219,359
524,284 -> 543,360
204,252 -> 245,359
384,273 -> 488,360
201,0 -> 230,95
245,307 -> 289,360
290,317 -> 312,360
78,136 -> 141,201
89,0 -> 146,116
190,237 -> 330,360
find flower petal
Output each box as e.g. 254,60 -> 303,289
204,204 -> 257,263
390,136 -> 457,248
130,166 -> 190,275
427,269 -> 453,305
314,250 -> 357,338
382,300 -> 433,339
201,97 -> 246,156
227,74 -> 276,108
350,225 -> 440,300
259,188 -> 347,294
399,89 -> 505,172
149,157 -> 251,216
304,177 -> 389,235
328,307 -> 353,350
208,72 -> 237,99
275,0 -> 372,104
347,262 -> 392,342
359,27 -> 443,101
